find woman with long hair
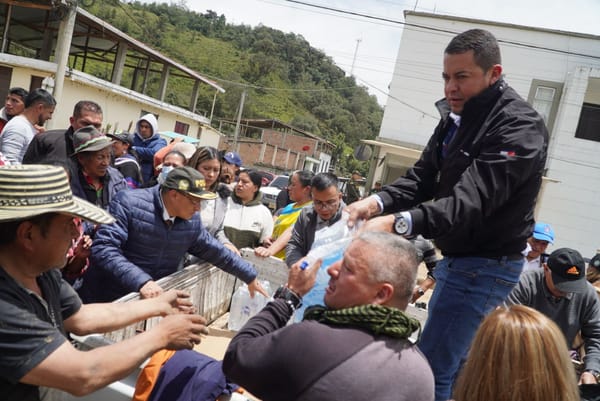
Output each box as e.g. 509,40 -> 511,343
254,170 -> 314,259
223,169 -> 274,250
453,304 -> 580,401
187,146 -> 239,257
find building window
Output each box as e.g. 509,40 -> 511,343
174,121 -> 189,135
30,76 -> 44,91
527,79 -> 563,134
575,102 -> 600,142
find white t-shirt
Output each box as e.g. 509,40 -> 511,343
0,115 -> 37,164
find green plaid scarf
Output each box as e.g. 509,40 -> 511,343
303,304 -> 421,340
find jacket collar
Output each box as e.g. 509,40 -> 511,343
232,191 -> 263,206
435,78 -> 507,121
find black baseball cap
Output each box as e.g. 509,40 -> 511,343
107,132 -> 133,145
161,166 -> 216,200
547,248 -> 586,293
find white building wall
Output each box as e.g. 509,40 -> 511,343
378,12 -> 600,256
537,68 -> 600,255
1,54 -> 220,147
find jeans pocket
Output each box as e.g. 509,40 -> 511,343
485,277 -> 518,311
446,259 -> 478,278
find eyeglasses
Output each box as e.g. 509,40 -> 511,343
178,191 -> 201,206
313,199 -> 339,210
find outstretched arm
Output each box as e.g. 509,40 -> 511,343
64,290 -> 194,335
21,313 -> 208,397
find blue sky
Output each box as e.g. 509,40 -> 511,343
141,0 -> 600,105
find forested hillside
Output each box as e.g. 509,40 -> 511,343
82,0 -> 384,174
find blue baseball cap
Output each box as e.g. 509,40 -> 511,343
223,151 -> 242,167
532,222 -> 554,244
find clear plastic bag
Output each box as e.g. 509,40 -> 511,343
294,212 -> 356,321
228,280 -> 272,331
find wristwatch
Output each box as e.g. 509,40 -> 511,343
393,213 -> 409,235
274,286 -> 302,313
585,369 -> 600,382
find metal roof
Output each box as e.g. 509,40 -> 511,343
0,1 -> 224,92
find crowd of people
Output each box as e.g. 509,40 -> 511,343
2,27 -> 600,401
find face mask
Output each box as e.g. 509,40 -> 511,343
158,165 -> 174,185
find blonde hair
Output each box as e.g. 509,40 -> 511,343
453,305 -> 579,401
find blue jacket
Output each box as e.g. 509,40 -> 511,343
80,186 -> 257,302
132,114 -> 166,183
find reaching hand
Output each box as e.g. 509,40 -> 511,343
158,314 -> 209,350
156,290 -> 195,315
288,258 -> 322,297
140,280 -> 164,299
254,246 -> 272,258
247,278 -> 269,298
361,215 -> 395,233
72,235 -> 92,259
345,196 -> 381,228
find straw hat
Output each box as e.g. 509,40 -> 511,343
0,164 -> 115,224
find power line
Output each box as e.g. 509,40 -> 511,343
355,76 -> 438,120
282,0 -> 600,60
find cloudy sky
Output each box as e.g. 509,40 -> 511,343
143,0 -> 600,104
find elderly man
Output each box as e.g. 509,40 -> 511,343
224,231 -> 434,401
286,172 -> 346,268
79,166 -> 266,302
70,126 -> 128,210
505,247 -> 600,384
23,100 -> 103,165
0,87 -> 28,132
0,88 -> 56,164
0,164 -> 207,401
346,29 -> 548,400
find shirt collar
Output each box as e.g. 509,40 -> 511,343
159,191 -> 175,223
449,112 -> 461,127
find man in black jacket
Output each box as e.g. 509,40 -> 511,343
22,100 -> 103,165
347,29 -> 548,401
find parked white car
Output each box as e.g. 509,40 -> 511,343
259,175 -> 289,210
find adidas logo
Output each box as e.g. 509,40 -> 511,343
566,266 -> 580,276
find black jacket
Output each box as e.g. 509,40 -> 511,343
379,79 -> 548,257
22,127 -> 76,164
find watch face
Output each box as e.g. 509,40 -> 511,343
395,216 -> 408,234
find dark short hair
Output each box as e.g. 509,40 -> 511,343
73,100 -> 103,119
311,172 -> 339,192
293,170 -> 315,188
163,150 -> 186,165
445,29 -> 501,72
0,213 -> 57,246
8,87 -> 28,100
25,88 -> 56,108
241,169 -> 263,190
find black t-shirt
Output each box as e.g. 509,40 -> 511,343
0,267 -> 82,401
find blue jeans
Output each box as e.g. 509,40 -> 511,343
418,256 -> 523,401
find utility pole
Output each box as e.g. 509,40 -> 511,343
233,89 -> 246,152
350,38 -> 362,77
